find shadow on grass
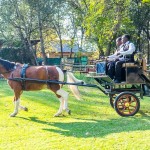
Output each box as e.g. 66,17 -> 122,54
1,80 -> 149,121
138,110 -> 150,117
18,114 -> 150,138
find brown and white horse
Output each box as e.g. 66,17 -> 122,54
0,58 -> 82,117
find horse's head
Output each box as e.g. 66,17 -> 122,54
0,58 -> 16,74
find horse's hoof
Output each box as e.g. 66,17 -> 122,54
10,113 -> 17,117
68,110 -> 71,115
24,107 -> 28,111
54,113 -> 62,117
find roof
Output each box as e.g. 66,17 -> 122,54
51,43 -> 79,53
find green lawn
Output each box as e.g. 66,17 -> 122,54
0,79 -> 150,150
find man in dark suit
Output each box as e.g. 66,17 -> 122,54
114,34 -> 135,83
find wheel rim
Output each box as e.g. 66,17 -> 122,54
116,94 -> 138,115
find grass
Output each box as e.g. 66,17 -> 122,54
0,77 -> 150,150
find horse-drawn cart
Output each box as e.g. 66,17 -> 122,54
0,56 -> 149,117
86,75 -> 143,117
9,62 -> 150,117
85,54 -> 150,117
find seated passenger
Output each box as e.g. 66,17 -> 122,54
107,37 -> 123,79
107,37 -> 123,62
114,34 -> 135,83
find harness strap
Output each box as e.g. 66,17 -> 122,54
45,66 -> 49,79
20,64 -> 29,90
21,64 -> 29,78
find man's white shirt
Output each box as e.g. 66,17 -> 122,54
119,41 -> 135,56
118,41 -> 135,61
107,41 -> 135,61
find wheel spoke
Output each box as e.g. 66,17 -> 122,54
129,105 -> 136,108
127,107 -> 131,114
119,106 -> 126,111
129,98 -> 136,104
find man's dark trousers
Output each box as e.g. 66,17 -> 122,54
107,61 -> 116,79
115,60 -> 132,81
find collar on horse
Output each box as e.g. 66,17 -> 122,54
20,64 -> 29,78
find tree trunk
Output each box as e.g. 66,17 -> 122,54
106,37 -> 114,56
17,28 -> 35,64
70,47 -> 73,58
106,42 -> 112,56
27,37 -> 38,65
97,44 -> 104,59
59,35 -> 63,58
148,40 -> 150,64
15,4 -> 37,65
137,30 -> 141,51
143,22 -> 150,63
70,37 -> 75,58
80,27 -> 84,50
105,2 -> 123,56
37,7 -> 46,65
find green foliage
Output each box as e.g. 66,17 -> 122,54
0,0 -> 149,61
128,0 -> 150,52
142,0 -> 150,3
83,0 -> 133,55
0,47 -> 33,64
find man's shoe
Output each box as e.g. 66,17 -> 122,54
114,79 -> 121,83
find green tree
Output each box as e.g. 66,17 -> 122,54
0,0 -> 38,64
129,0 -> 150,62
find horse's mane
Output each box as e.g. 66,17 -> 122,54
0,58 -> 16,71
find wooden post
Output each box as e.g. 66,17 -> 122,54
142,58 -> 147,76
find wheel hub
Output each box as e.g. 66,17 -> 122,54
125,102 -> 130,107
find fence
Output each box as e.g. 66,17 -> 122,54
36,57 -> 96,73
46,58 -> 62,66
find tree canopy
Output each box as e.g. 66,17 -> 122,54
0,0 -> 149,64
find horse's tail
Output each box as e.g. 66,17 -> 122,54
67,72 -> 84,100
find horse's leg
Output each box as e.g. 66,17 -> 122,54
10,98 -> 20,117
61,90 -> 71,114
54,89 -> 70,117
10,90 -> 22,117
54,96 -> 64,117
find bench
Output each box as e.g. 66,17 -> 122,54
122,58 -> 146,83
122,63 -> 138,67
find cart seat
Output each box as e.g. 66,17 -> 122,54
122,63 -> 137,68
121,58 -> 146,83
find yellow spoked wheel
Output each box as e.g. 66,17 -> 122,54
114,92 -> 140,117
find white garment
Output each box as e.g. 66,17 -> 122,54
107,55 -> 119,61
107,44 -> 123,61
118,41 -> 135,60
